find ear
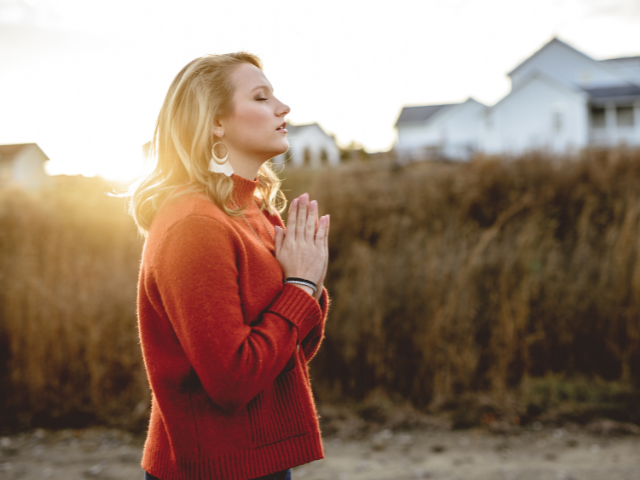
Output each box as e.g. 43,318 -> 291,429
212,117 -> 225,139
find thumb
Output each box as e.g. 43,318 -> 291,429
275,226 -> 283,255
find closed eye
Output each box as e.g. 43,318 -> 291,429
256,97 -> 269,101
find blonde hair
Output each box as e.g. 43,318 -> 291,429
127,52 -> 287,236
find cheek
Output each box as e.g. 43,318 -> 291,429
232,104 -> 270,132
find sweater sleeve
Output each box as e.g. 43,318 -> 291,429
153,214 -> 323,413
300,286 -> 330,362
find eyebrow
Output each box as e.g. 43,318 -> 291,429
251,84 -> 273,93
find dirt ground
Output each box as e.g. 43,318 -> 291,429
1,424 -> 639,480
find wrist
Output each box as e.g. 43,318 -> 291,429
290,283 -> 314,296
313,285 -> 323,301
284,277 -> 317,295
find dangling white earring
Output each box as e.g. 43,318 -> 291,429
209,141 -> 234,176
211,141 -> 228,164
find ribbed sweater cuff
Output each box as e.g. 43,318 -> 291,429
267,283 -> 322,340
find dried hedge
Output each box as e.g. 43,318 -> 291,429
1,149 -> 640,432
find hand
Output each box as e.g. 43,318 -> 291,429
274,193 -> 329,298
311,207 -> 329,301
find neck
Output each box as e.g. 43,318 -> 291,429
226,149 -> 263,181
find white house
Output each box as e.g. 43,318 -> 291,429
0,143 -> 50,189
482,72 -> 591,155
273,122 -> 341,168
395,98 -> 487,161
395,37 -> 640,160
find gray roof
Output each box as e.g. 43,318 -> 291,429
285,122 -> 319,134
395,104 -> 456,127
600,56 -> 640,63
586,85 -> 640,105
285,122 -> 337,140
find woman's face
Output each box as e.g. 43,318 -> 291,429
217,63 -> 290,163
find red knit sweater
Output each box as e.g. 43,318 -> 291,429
137,173 -> 330,480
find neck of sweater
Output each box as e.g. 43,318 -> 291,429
231,173 -> 259,206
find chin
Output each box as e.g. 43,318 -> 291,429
270,140 -> 290,157
253,138 -> 289,162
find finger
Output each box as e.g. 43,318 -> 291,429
315,215 -> 327,247
275,225 -> 283,256
322,215 -> 329,283
325,215 -> 330,250
320,253 -> 328,288
296,193 -> 309,241
321,224 -> 328,275
325,217 -> 329,269
285,197 -> 299,244
306,200 -> 318,243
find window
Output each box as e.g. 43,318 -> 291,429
590,107 -> 606,128
320,149 -> 328,165
303,148 -> 311,166
617,106 -> 634,127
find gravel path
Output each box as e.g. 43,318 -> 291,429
1,426 -> 639,479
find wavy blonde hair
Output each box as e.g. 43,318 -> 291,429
128,52 -> 287,236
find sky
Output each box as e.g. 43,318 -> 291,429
1,0 -> 640,180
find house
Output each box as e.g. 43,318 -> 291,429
395,37 -> 640,161
0,143 -> 50,189
395,98 -> 487,162
272,122 -> 341,168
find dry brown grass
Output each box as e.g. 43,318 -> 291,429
285,148 -> 640,423
0,176 -> 147,431
1,149 -> 640,433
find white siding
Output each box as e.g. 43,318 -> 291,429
396,100 -> 486,161
14,145 -> 50,189
273,124 -> 340,168
396,122 -> 437,151
439,100 -> 487,160
0,144 -> 50,189
482,76 -> 589,155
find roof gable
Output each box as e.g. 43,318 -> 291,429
508,37 -> 595,78
507,37 -> 632,89
490,70 -> 588,112
0,143 -> 49,163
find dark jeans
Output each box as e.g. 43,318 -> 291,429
144,469 -> 292,480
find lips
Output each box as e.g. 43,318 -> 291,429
276,121 -> 287,131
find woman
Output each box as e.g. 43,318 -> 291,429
129,52 -> 331,480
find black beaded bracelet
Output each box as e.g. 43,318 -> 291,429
284,277 -> 317,295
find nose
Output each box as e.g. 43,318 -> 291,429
276,98 -> 290,117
